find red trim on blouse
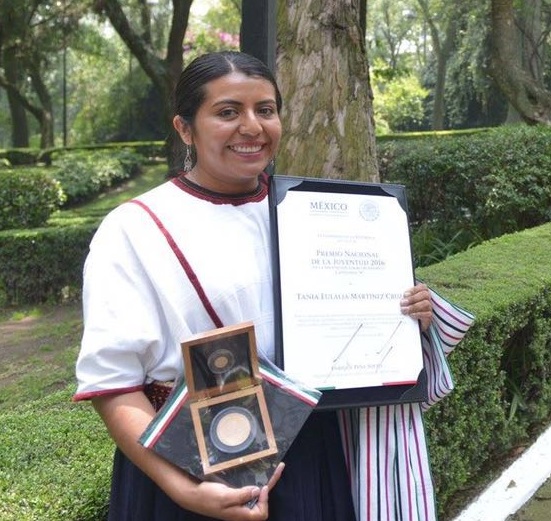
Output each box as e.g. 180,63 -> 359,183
128,199 -> 224,329
72,384 -> 144,402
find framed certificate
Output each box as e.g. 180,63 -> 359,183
269,175 -> 427,410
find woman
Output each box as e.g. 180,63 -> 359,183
74,51 -> 472,521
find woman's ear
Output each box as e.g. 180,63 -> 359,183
173,116 -> 193,146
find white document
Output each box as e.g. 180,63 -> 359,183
276,189 -> 423,390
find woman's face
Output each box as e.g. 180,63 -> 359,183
174,71 -> 282,194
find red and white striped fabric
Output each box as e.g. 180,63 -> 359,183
339,292 -> 474,521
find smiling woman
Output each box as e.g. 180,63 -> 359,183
73,50 -> 450,521
173,71 -> 282,193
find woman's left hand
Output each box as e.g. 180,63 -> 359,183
400,283 -> 433,332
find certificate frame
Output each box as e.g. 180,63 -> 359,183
269,175 -> 427,410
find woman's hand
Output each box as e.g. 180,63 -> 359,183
181,463 -> 285,520
400,282 -> 433,332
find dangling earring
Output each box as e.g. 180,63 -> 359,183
183,145 -> 193,172
267,157 -> 275,174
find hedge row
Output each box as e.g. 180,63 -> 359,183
0,149 -> 143,231
2,224 -> 550,520
419,223 -> 551,517
51,149 -> 142,207
0,170 -> 64,231
0,223 -> 98,306
377,124 -> 551,266
0,141 -> 166,167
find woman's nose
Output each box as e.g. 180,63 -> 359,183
239,111 -> 262,135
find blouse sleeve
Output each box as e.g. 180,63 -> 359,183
421,287 -> 475,410
73,207 -> 169,401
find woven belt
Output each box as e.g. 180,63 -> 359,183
144,381 -> 174,411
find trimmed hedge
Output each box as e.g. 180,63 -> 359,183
0,223 -> 98,306
378,125 -> 551,265
51,149 -> 143,207
419,223 -> 551,517
40,141 -> 166,165
0,148 -> 40,166
0,388 -> 112,521
0,148 -> 144,233
0,169 -> 65,231
0,141 -> 167,167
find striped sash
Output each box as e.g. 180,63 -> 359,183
339,290 -> 474,521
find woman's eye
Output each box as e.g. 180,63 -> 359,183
218,108 -> 238,118
258,106 -> 276,117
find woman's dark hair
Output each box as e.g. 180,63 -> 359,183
174,51 -> 283,124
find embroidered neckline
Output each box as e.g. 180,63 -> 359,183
171,172 -> 268,205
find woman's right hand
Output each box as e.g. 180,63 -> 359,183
174,463 -> 285,520
93,391 -> 284,520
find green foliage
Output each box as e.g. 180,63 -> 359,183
68,33 -> 163,144
0,161 -> 165,308
51,149 -> 142,206
372,58 -> 430,133
411,224 -> 480,267
0,169 -> 65,231
183,0 -> 240,67
202,0 -> 241,35
378,125 -> 551,264
0,388 -> 112,521
444,1 -> 499,128
419,223 -> 551,516
38,141 -> 166,165
366,0 -> 422,72
0,223 -> 98,306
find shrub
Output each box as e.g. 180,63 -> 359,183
419,223 -> 551,517
0,222 -> 98,306
0,388 -> 112,521
372,61 -> 430,133
38,141 -> 166,166
51,149 -> 142,207
0,148 -> 40,166
0,169 -> 65,231
378,125 -> 551,265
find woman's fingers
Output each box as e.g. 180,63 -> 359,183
400,283 -> 433,331
267,463 -> 285,491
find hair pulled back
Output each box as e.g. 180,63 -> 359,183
173,51 -> 282,124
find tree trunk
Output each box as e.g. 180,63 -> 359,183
490,0 -> 551,124
519,0 -> 544,82
276,0 -> 378,182
417,0 -> 457,131
0,61 -> 56,150
4,46 -> 29,148
432,18 -> 457,130
30,65 -> 55,149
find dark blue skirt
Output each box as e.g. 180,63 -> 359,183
108,411 -> 356,521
